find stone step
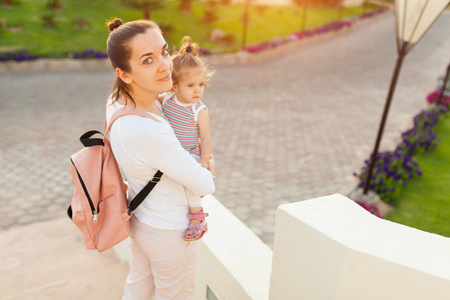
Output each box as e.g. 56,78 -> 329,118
6,261 -> 129,300
0,218 -> 128,300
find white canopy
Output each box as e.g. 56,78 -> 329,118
396,0 -> 449,44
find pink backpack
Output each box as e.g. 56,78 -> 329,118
68,106 -> 162,252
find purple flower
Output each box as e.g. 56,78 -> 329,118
0,50 -> 38,62
70,49 -> 107,59
199,48 -> 212,56
245,9 -> 383,54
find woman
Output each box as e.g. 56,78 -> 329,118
105,18 -> 215,299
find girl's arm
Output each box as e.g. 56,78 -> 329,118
197,108 -> 212,169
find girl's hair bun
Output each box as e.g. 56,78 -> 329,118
108,18 -> 124,32
179,36 -> 200,56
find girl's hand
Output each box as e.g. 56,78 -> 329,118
199,158 -> 209,169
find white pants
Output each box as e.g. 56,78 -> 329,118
186,154 -> 202,209
122,217 -> 199,300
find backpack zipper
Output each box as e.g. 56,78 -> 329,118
70,158 -> 98,223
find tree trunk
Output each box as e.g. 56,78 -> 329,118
180,0 -> 191,12
144,7 -> 151,19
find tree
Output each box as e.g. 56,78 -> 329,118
179,0 -> 195,12
336,0 -> 344,21
202,1 -> 218,24
123,0 -> 165,20
292,0 -> 310,31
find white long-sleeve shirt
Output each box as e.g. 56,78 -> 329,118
106,99 -> 215,230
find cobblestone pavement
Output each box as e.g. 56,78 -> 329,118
1,12 -> 449,248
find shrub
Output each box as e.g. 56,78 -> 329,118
72,16 -> 91,30
426,71 -> 450,106
427,90 -> 450,106
0,19 -> 7,34
46,0 -> 63,10
41,12 -> 58,28
397,105 -> 447,156
199,48 -> 212,56
355,201 -> 381,217
1,0 -> 22,5
354,150 -> 422,203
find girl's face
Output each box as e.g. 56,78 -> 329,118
173,69 -> 207,104
125,28 -> 173,95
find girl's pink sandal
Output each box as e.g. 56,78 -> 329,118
184,209 -> 209,241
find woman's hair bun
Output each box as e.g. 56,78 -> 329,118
108,18 -> 124,32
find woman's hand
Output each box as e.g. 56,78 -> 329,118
208,154 -> 216,178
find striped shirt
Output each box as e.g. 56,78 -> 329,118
162,93 -> 207,157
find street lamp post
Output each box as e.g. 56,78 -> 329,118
437,63 -> 450,105
363,0 -> 450,195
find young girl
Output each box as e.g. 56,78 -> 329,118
160,36 -> 214,241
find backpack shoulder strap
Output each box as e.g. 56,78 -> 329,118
104,106 -> 161,136
129,169 -> 163,212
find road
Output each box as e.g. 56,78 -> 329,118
1,11 -> 449,247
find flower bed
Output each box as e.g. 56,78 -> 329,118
0,50 -> 38,62
0,49 -> 107,62
68,49 -> 107,59
0,7 -> 387,62
244,8 -> 387,54
353,69 -> 450,215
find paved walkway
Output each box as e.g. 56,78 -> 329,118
1,11 -> 449,248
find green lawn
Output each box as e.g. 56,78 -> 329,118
386,112 -> 450,238
0,0 -> 380,57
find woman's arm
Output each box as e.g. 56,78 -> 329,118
197,108 -> 211,169
122,117 -> 215,196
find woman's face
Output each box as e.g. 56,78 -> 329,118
126,28 -> 173,95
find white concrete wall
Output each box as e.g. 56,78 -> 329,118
269,194 -> 450,300
194,195 -> 272,300
116,193 -> 450,300
114,195 -> 273,300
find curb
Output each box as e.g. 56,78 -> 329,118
0,9 -> 391,74
0,58 -> 112,74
